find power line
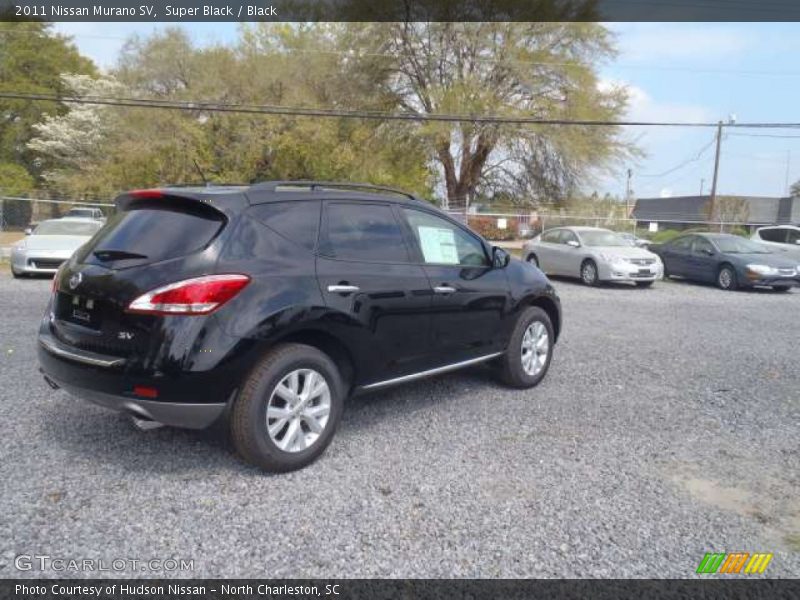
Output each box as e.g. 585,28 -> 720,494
3,91 -> 800,129
638,136 -> 717,178
728,132 -> 800,139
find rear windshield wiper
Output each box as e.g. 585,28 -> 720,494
92,249 -> 148,261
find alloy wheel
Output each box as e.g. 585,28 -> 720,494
718,268 -> 733,290
581,262 -> 597,285
266,368 -> 331,453
521,321 -> 550,376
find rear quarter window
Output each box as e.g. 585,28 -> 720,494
248,200 -> 321,252
79,202 -> 224,267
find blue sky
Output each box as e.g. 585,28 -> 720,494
55,22 -> 800,199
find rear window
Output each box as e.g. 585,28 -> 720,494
78,202 -> 224,267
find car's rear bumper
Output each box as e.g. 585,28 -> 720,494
37,328 -> 233,429
41,372 -> 226,429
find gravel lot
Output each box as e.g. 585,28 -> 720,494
1,271 -> 798,579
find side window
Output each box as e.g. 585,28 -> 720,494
561,231 -> 579,245
402,208 -> 489,267
248,200 -> 321,251
693,237 -> 714,254
541,230 -> 561,243
758,228 -> 786,243
786,229 -> 800,244
323,202 -> 408,262
671,236 -> 693,250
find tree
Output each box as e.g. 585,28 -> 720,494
791,179 -> 800,197
0,23 -> 95,180
347,22 -> 632,208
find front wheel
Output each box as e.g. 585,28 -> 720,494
526,254 -> 539,268
717,265 -> 738,291
580,259 -> 599,286
772,286 -> 791,293
496,307 -> 554,389
231,343 -> 344,472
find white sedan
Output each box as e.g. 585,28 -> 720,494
10,218 -> 103,277
523,226 -> 663,287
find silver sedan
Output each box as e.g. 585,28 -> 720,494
523,226 -> 663,287
10,218 -> 103,277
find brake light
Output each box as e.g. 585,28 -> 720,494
130,189 -> 164,199
127,274 -> 250,315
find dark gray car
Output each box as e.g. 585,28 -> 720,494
650,233 -> 798,291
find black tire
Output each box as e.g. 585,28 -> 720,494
496,306 -> 555,389
526,254 -> 539,268
662,260 -> 672,279
772,286 -> 791,293
11,268 -> 23,279
231,343 -> 344,472
580,259 -> 599,286
635,281 -> 654,288
717,264 -> 738,291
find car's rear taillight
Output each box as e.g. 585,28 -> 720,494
126,274 -> 250,316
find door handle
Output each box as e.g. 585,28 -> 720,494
433,285 -> 457,294
327,284 -> 360,294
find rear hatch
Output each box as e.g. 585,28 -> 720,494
50,193 -> 228,358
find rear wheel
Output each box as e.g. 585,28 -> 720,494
635,281 -> 654,288
231,343 -> 344,472
717,265 -> 738,291
496,307 -> 554,389
580,259 -> 599,286
772,286 -> 791,293
10,267 -> 23,279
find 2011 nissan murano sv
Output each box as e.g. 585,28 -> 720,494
37,182 -> 562,471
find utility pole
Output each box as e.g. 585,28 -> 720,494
625,168 -> 633,215
700,178 -> 705,195
709,120 -> 723,222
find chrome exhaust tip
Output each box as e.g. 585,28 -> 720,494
130,415 -> 165,431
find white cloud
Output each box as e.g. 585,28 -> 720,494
599,79 -> 712,124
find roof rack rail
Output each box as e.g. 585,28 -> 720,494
251,180 -> 419,201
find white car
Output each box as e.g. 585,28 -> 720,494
10,218 -> 103,277
523,226 -> 663,287
751,226 -> 800,262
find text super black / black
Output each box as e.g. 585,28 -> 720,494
37,182 -> 562,471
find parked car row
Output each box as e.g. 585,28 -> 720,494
522,226 -> 800,291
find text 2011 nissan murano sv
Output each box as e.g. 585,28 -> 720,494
37,182 -> 562,471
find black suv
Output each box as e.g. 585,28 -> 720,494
37,182 -> 561,471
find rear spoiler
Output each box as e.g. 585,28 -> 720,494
114,189 -> 241,216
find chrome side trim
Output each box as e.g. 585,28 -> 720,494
359,352 -> 504,391
39,337 -> 126,368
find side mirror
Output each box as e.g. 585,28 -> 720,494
492,246 -> 511,268
566,240 -> 580,248
24,227 -> 32,236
